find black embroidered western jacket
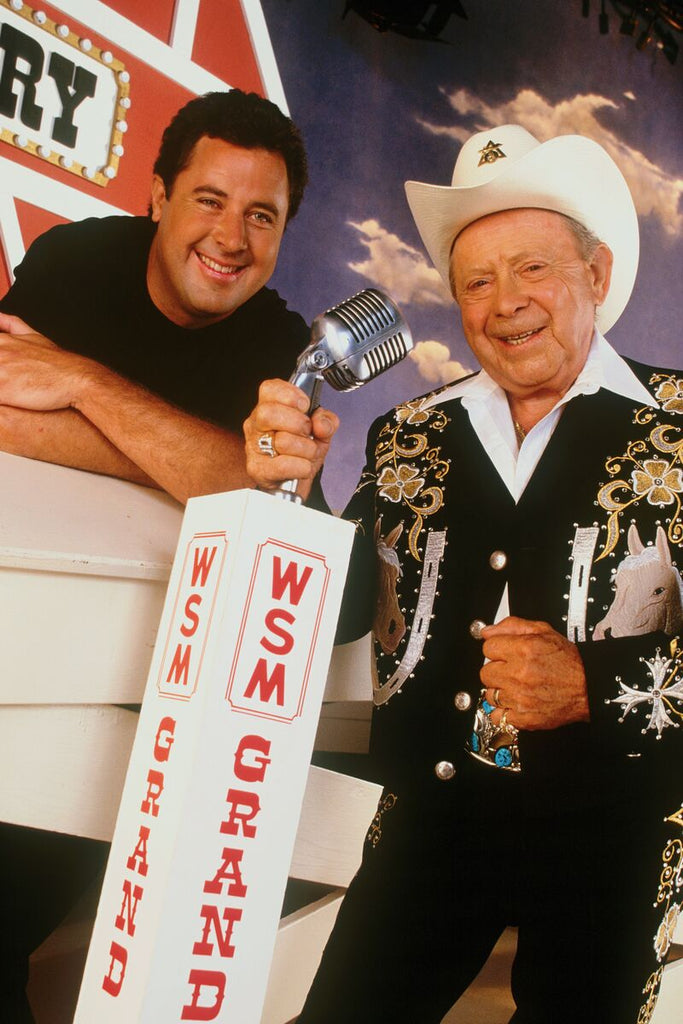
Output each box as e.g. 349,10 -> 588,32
339,359 -> 683,809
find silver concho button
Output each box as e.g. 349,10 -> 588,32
434,760 -> 455,781
489,550 -> 507,571
469,619 -> 487,639
454,691 -> 472,711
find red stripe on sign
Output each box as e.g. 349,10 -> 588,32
193,0 -> 265,94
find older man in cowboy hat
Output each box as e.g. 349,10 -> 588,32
244,126 -> 683,1023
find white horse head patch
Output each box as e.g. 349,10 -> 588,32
594,524 -> 683,639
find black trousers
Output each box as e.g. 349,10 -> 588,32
0,822 -> 108,1023
298,759 -> 674,1024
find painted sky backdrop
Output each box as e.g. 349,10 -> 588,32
261,0 -> 683,509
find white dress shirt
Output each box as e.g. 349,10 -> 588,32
424,330 -> 656,620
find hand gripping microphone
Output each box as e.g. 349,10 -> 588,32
277,287 -> 413,500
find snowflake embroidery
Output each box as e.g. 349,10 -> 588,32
377,464 -> 425,503
631,458 -> 683,506
610,648 -> 683,737
655,377 -> 683,415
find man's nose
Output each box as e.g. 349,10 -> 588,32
494,272 -> 529,316
213,210 -> 247,252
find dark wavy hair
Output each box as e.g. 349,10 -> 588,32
152,90 -> 308,221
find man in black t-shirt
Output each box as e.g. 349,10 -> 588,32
0,90 -> 334,1023
0,90 -> 333,505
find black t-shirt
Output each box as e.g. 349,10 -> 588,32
0,215 -> 309,431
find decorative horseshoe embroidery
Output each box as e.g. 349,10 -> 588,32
373,530 -> 447,706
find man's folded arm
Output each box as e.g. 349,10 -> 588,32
0,405 -> 157,486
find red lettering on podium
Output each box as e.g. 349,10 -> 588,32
101,940 -> 127,997
243,657 -> 285,705
260,606 -> 295,654
167,643 -> 191,687
114,880 -> 143,937
271,555 -> 313,605
181,970 -> 226,1021
233,734 -> 271,783
126,825 -> 150,877
154,717 -> 176,761
192,905 -> 243,957
180,593 -> 202,637
140,768 -> 165,817
220,789 -> 261,838
191,544 -> 218,587
100,716 -> 176,999
203,848 -> 248,898
159,534 -> 227,700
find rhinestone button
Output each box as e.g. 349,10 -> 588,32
454,691 -> 472,711
469,619 -> 487,639
489,550 -> 507,571
434,760 -> 455,781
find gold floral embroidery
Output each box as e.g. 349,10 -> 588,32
377,464 -> 425,503
654,905 -> 680,960
596,425 -> 683,559
637,804 -> 683,1019
632,459 -> 683,506
637,966 -> 664,1023
635,373 -> 683,425
366,792 -> 398,847
373,399 -> 450,561
651,802 -> 683,962
395,397 -> 432,426
655,376 -> 683,415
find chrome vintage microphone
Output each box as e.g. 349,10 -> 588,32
277,287 -> 413,501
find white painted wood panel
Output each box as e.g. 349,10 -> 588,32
290,766 -> 380,887
261,891 -> 345,1024
0,704 -> 137,840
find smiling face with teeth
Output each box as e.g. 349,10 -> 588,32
147,135 -> 289,328
451,208 -> 613,427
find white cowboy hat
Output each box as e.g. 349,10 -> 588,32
404,124 -> 639,333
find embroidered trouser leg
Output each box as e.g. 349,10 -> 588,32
297,762 -> 678,1024
297,770 -> 515,1024
507,796 -> 676,1024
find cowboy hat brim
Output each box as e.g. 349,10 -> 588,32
405,133 -> 639,333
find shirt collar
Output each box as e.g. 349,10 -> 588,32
425,330 -> 656,412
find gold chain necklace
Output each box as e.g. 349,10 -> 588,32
513,420 -> 527,446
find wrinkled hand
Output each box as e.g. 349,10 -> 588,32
0,312 -> 92,410
243,378 -> 339,500
480,616 -> 589,731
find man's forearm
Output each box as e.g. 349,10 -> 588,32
73,363 -> 251,503
0,313 -> 251,503
0,405 -> 157,486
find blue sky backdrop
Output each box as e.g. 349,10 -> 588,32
261,0 -> 683,509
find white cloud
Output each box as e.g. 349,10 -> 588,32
347,218 -> 452,306
409,340 -> 472,384
417,87 -> 683,236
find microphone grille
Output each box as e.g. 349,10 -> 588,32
363,331 -> 412,378
327,288 -> 398,344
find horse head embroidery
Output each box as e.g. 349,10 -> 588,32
593,524 -> 683,639
373,519 -> 407,655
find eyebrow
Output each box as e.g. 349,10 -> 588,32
191,185 -> 283,218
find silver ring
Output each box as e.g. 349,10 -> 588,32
257,431 -> 278,458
